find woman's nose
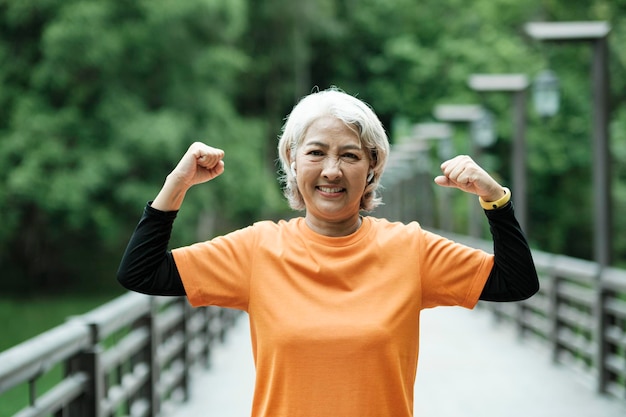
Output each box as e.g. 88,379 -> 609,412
321,157 -> 342,179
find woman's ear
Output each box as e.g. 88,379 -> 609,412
290,162 -> 297,178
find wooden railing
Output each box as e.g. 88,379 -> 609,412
444,232 -> 626,402
0,293 -> 239,417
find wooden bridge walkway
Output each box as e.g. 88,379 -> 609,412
171,306 -> 626,417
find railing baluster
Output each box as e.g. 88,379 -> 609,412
66,346 -> 102,417
182,299 -> 192,402
597,281 -> 609,395
147,297 -> 160,417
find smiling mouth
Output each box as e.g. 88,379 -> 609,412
317,186 -> 345,193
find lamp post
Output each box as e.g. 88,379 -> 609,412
434,104 -> 489,158
383,154 -> 418,223
409,122 -> 454,230
525,21 -> 612,268
384,140 -> 431,224
468,74 -> 530,234
434,104 -> 491,237
434,104 -> 484,123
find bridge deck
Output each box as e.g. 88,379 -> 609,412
171,306 -> 625,417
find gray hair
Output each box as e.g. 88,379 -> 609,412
277,87 -> 390,211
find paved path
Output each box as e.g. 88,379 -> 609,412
171,306 -> 626,417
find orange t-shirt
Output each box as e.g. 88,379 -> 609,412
172,216 -> 493,417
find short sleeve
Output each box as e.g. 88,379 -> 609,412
172,225 -> 258,311
419,229 -> 494,309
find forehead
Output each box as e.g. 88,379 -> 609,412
301,116 -> 361,147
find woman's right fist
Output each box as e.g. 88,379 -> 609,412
170,142 -> 225,188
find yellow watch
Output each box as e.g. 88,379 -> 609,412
479,187 -> 511,210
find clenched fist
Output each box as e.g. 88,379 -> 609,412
152,142 -> 225,212
169,142 -> 225,188
434,155 -> 505,202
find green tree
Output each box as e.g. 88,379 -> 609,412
0,0 -> 283,293
298,0 -> 626,262
1,0 -> 625,295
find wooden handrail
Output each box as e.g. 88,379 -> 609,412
0,293 -> 240,417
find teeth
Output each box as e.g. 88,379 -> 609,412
319,187 -> 343,193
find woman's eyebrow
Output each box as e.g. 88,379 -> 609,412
341,144 -> 364,151
302,141 -> 329,149
303,141 -> 363,151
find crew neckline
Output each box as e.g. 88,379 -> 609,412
296,216 -> 372,247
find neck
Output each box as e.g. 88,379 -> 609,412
305,216 -> 362,237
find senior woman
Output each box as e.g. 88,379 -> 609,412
117,87 -> 539,417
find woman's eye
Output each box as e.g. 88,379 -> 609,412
308,150 -> 324,156
343,153 -> 359,159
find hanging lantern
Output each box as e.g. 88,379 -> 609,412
471,109 -> 496,148
532,69 -> 560,117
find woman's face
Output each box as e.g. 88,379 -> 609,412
294,116 -> 371,233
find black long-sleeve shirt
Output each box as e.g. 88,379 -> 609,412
117,202 -> 539,302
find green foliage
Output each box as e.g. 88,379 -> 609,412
0,0 -> 282,292
0,0 -> 625,292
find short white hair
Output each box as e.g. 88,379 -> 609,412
277,87 -> 390,211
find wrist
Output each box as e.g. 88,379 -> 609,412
164,172 -> 194,190
152,176 -> 190,212
479,187 -> 511,210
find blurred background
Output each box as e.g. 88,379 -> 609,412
1,0 -> 625,348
